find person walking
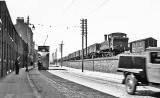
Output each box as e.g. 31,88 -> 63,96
15,56 -> 20,75
25,62 -> 28,72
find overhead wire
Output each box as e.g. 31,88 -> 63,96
61,0 -> 77,15
60,0 -> 111,28
62,0 -> 110,17
88,0 -> 110,16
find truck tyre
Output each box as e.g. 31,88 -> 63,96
125,74 -> 137,95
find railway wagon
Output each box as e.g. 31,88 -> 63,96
87,43 -> 101,58
63,56 -> 68,61
79,48 -> 89,59
75,50 -> 80,60
130,37 -> 157,53
79,50 -> 82,59
68,51 -> 76,60
100,32 -> 129,56
68,53 -> 72,60
83,47 -> 89,58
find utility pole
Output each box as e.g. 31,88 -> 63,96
84,19 -> 88,56
81,19 -> 85,72
81,18 -> 88,72
59,41 -> 64,67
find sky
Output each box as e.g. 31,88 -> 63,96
4,0 -> 160,58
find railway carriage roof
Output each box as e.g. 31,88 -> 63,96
129,37 -> 157,44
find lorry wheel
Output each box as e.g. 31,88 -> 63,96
125,74 -> 137,95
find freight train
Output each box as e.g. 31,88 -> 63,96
63,33 -> 158,61
63,32 -> 129,61
0,1 -> 29,77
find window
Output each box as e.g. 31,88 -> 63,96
150,52 -> 160,64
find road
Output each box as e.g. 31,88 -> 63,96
47,65 -> 160,98
29,66 -> 160,98
29,68 -> 116,98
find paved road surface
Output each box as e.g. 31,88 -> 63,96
29,68 -> 117,98
47,65 -> 160,98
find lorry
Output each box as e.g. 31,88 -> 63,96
118,47 -> 160,95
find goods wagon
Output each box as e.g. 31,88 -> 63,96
87,43 -> 101,58
130,37 -> 157,53
75,50 -> 80,60
68,52 -> 76,60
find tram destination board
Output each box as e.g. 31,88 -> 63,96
38,46 -> 50,70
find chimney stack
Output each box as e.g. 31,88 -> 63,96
16,17 -> 24,24
104,34 -> 108,41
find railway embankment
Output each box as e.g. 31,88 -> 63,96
63,56 -> 119,73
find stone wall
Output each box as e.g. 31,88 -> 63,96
63,57 -> 119,73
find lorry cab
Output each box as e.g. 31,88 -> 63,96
118,47 -> 160,95
145,47 -> 160,83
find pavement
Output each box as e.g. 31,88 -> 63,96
0,66 -> 40,98
49,65 -> 124,83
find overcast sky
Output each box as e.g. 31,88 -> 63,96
5,0 -> 160,58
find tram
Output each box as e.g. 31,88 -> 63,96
38,46 -> 50,70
